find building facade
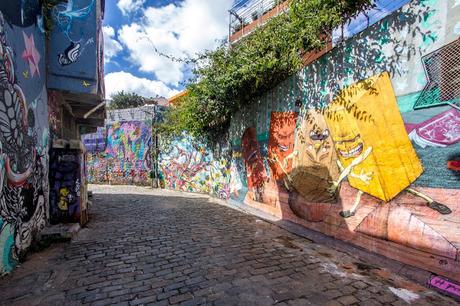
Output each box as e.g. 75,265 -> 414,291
0,0 -> 105,274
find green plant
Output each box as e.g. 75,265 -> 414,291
108,91 -> 147,110
160,0 -> 374,144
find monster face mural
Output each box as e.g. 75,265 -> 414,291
290,109 -> 339,203
325,72 -> 423,202
268,112 -> 297,181
241,127 -> 267,202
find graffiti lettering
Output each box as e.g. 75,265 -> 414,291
429,276 -> 460,299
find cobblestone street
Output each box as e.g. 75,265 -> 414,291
0,186 -> 457,306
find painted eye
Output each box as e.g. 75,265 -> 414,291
322,147 -> 327,152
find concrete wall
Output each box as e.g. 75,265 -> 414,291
0,4 -> 49,274
159,0 -> 460,282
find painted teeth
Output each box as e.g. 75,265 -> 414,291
339,143 -> 363,158
279,145 -> 289,152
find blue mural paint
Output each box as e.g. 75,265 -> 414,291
53,0 -> 95,43
0,222 -> 16,274
332,0 -> 411,45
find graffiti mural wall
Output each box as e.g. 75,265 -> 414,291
0,5 -> 49,274
159,134 -> 231,199
84,122 -> 153,186
105,121 -> 152,185
224,0 -> 460,282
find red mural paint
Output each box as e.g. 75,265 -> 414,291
447,160 -> 460,171
268,112 -> 298,181
241,127 -> 267,202
407,108 -> 460,148
429,275 -> 460,299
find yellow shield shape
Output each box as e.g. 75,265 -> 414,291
325,72 -> 423,202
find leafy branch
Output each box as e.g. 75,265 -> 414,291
160,0 -> 374,144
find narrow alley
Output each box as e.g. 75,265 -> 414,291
0,186 -> 457,306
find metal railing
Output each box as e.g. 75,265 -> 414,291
229,0 -> 287,43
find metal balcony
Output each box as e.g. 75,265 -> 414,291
229,0 -> 288,43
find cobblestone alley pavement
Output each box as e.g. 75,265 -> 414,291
0,185 -> 458,306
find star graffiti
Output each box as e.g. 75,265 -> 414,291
21,32 -> 41,77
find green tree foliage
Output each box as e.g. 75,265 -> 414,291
108,91 -> 147,110
160,0 -> 373,143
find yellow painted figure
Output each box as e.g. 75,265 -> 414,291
325,72 -> 451,217
58,187 -> 70,211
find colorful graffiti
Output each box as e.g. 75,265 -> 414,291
267,112 -> 297,182
224,0 -> 460,283
52,0 -> 95,66
325,72 -> 428,216
159,135 -> 211,193
155,0 -> 460,284
210,158 -> 231,200
0,9 -> 49,274
290,109 -> 339,203
429,275 -> 460,300
49,149 -> 82,224
84,121 -> 153,186
159,135 -> 231,199
241,127 -> 268,203
105,121 -> 152,185
86,152 -> 107,183
82,127 -> 106,153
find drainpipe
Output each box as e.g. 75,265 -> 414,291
151,105 -> 159,188
83,100 -> 107,119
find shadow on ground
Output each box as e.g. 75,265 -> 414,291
0,186 -> 457,306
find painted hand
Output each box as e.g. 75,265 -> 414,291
328,181 -> 339,195
351,170 -> 373,185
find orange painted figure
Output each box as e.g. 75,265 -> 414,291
267,112 -> 298,182
325,72 -> 452,217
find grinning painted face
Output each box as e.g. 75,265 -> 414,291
268,112 -> 298,181
326,104 -> 368,164
332,130 -> 365,160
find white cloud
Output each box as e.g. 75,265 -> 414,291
103,26 -> 123,62
117,0 -> 233,86
105,71 -> 180,99
117,0 -> 145,15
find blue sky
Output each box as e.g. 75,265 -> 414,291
103,0 -> 234,99
102,0 -> 430,100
